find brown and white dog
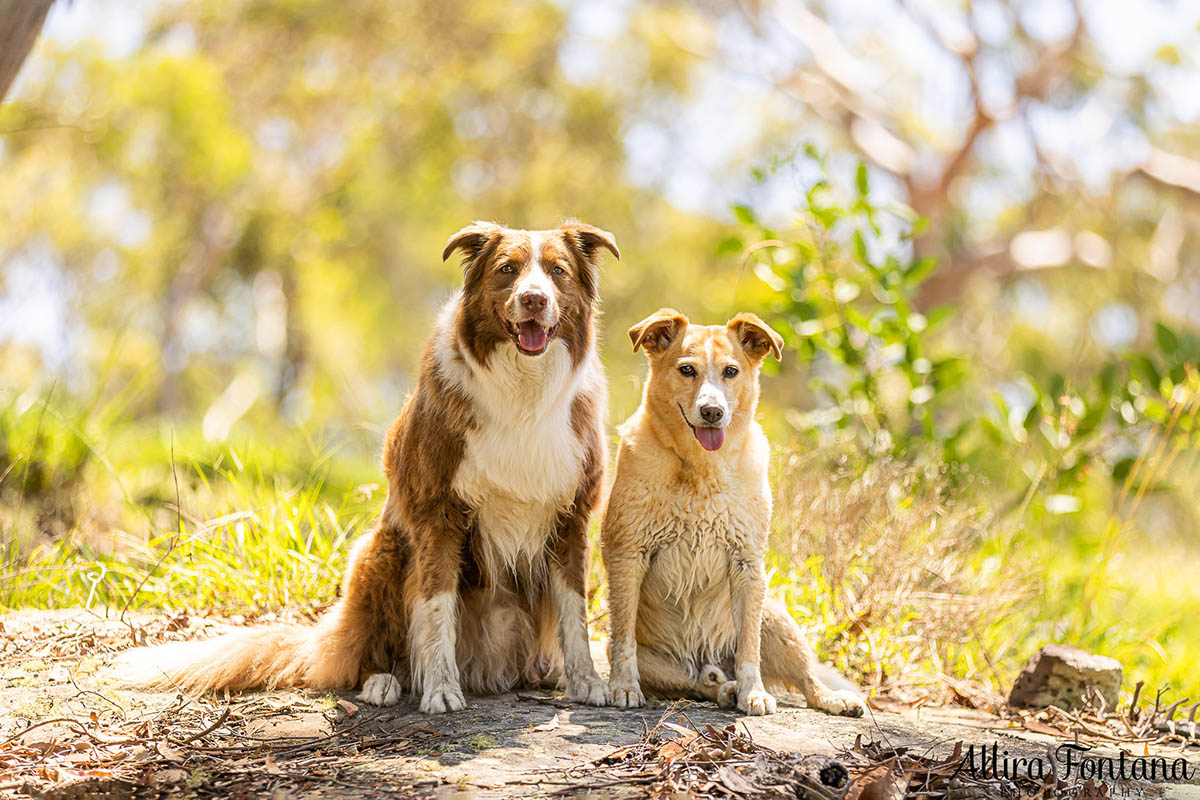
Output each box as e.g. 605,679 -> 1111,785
114,221 -> 618,713
601,309 -> 864,717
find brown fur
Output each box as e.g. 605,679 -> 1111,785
112,222 -> 618,713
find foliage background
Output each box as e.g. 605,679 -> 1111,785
1,0 -> 1197,702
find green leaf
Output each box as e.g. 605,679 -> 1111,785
852,230 -> 869,265
924,306 -> 955,329
1098,362 -> 1117,397
715,235 -> 744,256
732,204 -> 756,226
1129,354 -> 1161,390
1155,322 -> 1180,356
904,257 -> 936,285
855,162 -> 869,197
930,357 -> 967,391
980,417 -> 1005,445
1110,456 -> 1135,483
1022,403 -> 1040,431
812,205 -> 840,230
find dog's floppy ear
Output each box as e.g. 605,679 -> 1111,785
629,308 -> 688,355
558,220 -> 620,262
442,221 -> 504,264
558,221 -> 619,300
727,313 -> 783,362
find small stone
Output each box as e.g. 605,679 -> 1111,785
1008,644 -> 1123,711
245,712 -> 333,740
153,768 -> 189,784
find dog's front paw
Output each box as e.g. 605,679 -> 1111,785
738,686 -> 777,716
717,680 -> 738,708
608,677 -> 645,708
567,674 -> 610,706
809,688 -> 865,717
358,673 -> 403,706
419,682 -> 466,714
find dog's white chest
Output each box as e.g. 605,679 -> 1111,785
456,405 -> 582,559
444,339 -> 597,576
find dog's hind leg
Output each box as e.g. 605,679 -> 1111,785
322,528 -> 411,705
759,601 -> 864,717
637,648 -> 736,706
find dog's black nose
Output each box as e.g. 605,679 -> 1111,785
700,405 -> 724,424
520,291 -> 548,313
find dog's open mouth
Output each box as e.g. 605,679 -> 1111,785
678,403 -> 724,451
502,315 -> 559,355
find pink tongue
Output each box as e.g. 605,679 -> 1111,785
695,426 -> 725,451
518,321 -> 548,352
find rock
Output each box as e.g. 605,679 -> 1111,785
152,768 -> 189,785
245,712 -> 333,740
1008,645 -> 1123,711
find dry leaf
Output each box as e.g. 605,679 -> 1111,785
662,721 -> 700,745
1022,719 -> 1068,738
155,741 -> 185,762
657,741 -> 687,764
532,714 -> 560,732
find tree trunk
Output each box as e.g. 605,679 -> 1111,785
0,0 -> 55,104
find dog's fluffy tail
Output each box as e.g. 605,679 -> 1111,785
110,604 -> 364,694
760,601 -> 864,707
111,625 -> 315,693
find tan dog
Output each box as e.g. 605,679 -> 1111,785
601,309 -> 864,717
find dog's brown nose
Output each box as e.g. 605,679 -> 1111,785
700,405 -> 724,424
520,291 -> 547,313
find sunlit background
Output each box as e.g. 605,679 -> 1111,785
2,0 -> 1197,699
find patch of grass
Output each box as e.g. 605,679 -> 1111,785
1,390 -> 378,614
2,476 -> 373,614
1,387 -> 1196,702
769,444 -> 1199,700
768,450 -> 1027,702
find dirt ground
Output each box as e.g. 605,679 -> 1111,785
2,609 -> 1197,799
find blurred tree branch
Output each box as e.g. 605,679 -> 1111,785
722,0 -> 1200,307
747,1 -> 1093,307
0,0 -> 54,104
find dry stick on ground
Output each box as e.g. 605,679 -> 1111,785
565,705 -> 854,799
1,689 -> 427,798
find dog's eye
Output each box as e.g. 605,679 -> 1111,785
498,263 -> 513,273
723,366 -> 739,379
552,265 -> 566,275
678,365 -> 696,377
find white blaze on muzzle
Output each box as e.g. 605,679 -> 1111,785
506,231 -> 560,354
512,232 -> 557,320
689,340 -> 733,452
694,379 -> 728,422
